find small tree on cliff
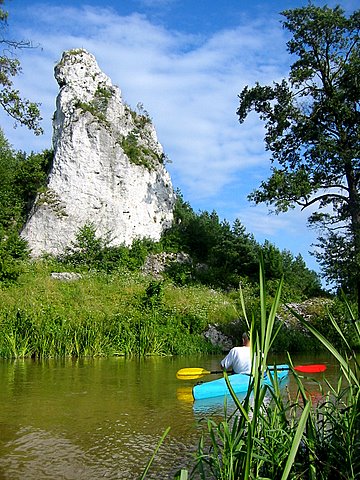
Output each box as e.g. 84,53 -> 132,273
237,5 -> 360,312
0,0 -> 42,134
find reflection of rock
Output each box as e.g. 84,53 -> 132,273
21,49 -> 175,257
203,324 -> 233,351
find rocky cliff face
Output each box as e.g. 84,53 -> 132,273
21,49 -> 175,257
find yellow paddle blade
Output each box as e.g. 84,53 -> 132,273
176,367 -> 211,377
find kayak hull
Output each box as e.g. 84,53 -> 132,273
192,364 -> 289,400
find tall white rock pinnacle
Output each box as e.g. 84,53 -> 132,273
21,49 -> 175,257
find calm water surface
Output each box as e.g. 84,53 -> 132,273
0,353 -> 339,479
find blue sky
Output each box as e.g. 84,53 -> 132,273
1,0 -> 358,279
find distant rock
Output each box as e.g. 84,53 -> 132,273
142,252 -> 191,278
50,272 -> 82,281
21,49 -> 175,257
204,324 -> 233,351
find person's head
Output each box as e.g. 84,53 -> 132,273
242,332 -> 250,346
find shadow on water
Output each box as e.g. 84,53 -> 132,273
0,352 -> 338,479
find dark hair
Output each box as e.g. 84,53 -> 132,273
242,332 -> 249,343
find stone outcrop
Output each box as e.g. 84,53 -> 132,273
203,325 -> 233,351
142,252 -> 191,278
21,49 -> 175,257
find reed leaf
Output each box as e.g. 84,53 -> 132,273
139,426 -> 171,480
341,291 -> 360,338
280,401 -> 311,480
174,469 -> 188,480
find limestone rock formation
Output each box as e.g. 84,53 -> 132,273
21,49 -> 175,257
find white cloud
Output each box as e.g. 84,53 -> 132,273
5,4 -> 289,195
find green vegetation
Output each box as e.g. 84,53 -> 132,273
0,0 -> 43,134
120,132 -> 160,170
0,222 -> 357,359
237,4 -> 360,312
0,260 -> 235,358
75,84 -> 114,124
143,261 -> 360,479
162,193 -> 323,300
0,129 -> 52,284
121,103 -> 164,170
0,140 -> 356,360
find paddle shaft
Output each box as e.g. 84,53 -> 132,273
176,364 -> 326,378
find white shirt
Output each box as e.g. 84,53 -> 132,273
220,346 -> 251,374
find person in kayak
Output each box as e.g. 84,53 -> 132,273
220,332 -> 251,374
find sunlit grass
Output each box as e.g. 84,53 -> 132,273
0,261 -> 233,358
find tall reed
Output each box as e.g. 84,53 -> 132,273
188,257 -> 312,480
149,260 -> 359,479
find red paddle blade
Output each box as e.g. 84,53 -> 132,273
294,364 -> 326,373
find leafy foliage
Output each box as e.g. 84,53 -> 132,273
0,131 -> 51,229
237,5 -> 360,309
0,263 -> 230,358
0,0 -> 43,133
162,193 -> 322,299
0,129 -> 51,284
58,222 -> 159,273
168,264 -> 359,480
0,228 -> 28,284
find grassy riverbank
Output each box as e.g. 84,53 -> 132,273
0,257 -> 356,359
0,260 -> 238,358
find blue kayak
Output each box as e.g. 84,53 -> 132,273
192,364 -> 289,400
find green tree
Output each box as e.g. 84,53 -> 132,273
0,227 -> 28,284
13,149 -> 53,217
209,218 -> 259,284
0,129 -> 22,228
60,223 -> 108,270
281,251 -> 322,299
0,0 -> 42,133
0,129 -> 52,230
0,129 -> 51,285
237,5 -> 360,312
161,190 -> 196,252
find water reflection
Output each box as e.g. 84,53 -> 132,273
0,353 -> 338,479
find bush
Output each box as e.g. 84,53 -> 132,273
0,229 -> 29,285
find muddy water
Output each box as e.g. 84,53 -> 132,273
0,353 -> 339,479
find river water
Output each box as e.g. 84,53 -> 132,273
0,353 -> 339,479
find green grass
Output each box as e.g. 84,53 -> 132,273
1,258 -> 355,362
0,260 -> 236,358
